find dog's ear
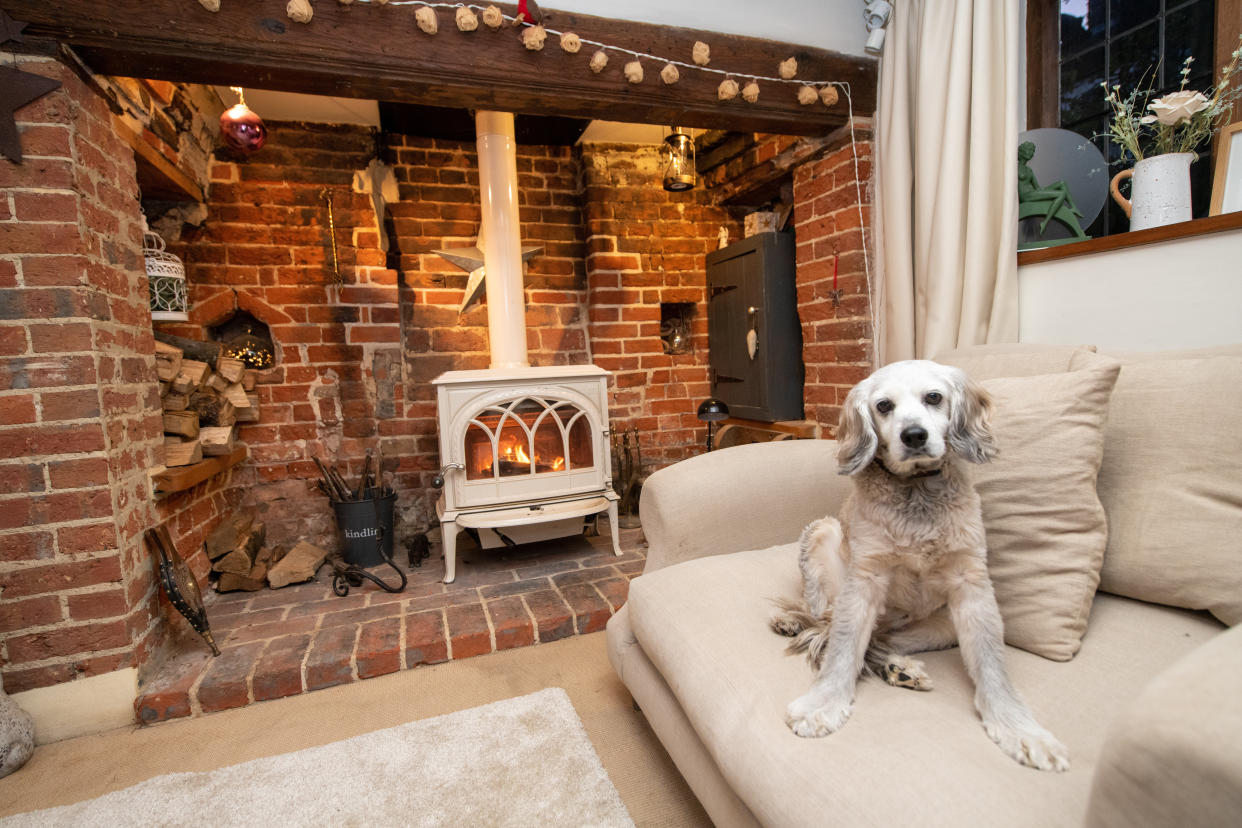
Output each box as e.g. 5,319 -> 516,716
947,370 -> 997,464
835,379 -> 877,475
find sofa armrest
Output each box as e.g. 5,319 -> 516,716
638,439 -> 850,574
1085,622 -> 1242,828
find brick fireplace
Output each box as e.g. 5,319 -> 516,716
0,59 -> 874,715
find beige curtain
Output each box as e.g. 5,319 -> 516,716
874,0 -> 1022,364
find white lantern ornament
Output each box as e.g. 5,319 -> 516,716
144,220 -> 189,321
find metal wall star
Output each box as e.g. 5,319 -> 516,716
0,10 -> 28,46
0,65 -> 62,164
433,226 -> 542,314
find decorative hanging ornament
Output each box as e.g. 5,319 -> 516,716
514,0 -> 543,25
560,32 -> 581,53
718,78 -> 739,100
589,50 -> 609,73
482,5 -> 504,28
144,219 -> 189,321
287,0 -> 313,24
661,128 -> 696,192
661,63 -> 680,85
742,81 -> 760,103
198,0 -> 220,11
415,6 -> 438,34
797,85 -> 818,105
219,87 -> 267,154
521,25 -> 546,51
624,60 -> 644,84
456,6 -> 478,31
779,57 -> 798,79
692,41 -> 710,66
820,85 -> 840,107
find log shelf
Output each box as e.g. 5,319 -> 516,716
151,445 -> 248,496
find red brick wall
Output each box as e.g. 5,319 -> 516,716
792,133 -> 875,432
579,144 -> 743,466
0,57 -> 229,693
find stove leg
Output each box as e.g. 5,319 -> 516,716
441,519 -> 461,583
606,498 -> 623,557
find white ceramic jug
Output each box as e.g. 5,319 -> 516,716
1110,152 -> 1194,231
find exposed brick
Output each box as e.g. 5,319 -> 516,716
304,624 -> 358,691
67,587 -> 128,621
197,641 -> 264,713
355,617 -> 401,679
485,596 -> 535,652
0,555 -> 122,599
5,619 -> 128,663
404,609 -> 448,667
251,634 -> 310,702
445,603 -> 491,660
524,589 -> 575,643
0,594 -> 63,634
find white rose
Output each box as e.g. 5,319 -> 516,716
1147,90 -> 1210,126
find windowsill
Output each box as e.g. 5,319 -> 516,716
1017,212 -> 1242,266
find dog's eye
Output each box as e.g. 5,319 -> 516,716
876,400 -> 894,415
924,392 -> 943,406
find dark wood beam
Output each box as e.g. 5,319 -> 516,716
0,1 -> 876,137
710,122 -> 869,206
1025,0 -> 1058,130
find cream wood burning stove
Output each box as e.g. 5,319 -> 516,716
430,111 -> 620,583
433,366 -> 620,583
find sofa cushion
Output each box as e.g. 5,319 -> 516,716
972,360 -> 1121,660
934,342 -> 1097,379
1070,350 -> 1242,625
626,544 -> 1223,828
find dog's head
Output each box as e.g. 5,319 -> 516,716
836,360 -> 996,477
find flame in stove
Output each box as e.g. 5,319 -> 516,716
477,438 -> 566,476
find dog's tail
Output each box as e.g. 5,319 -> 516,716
769,596 -> 834,669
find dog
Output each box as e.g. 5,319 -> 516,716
770,360 -> 1069,772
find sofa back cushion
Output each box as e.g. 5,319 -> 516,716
1071,348 -> 1242,626
934,342 -> 1097,380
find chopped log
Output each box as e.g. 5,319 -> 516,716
200,425 -> 235,456
162,391 -> 189,412
242,369 -> 257,391
171,359 -> 210,394
235,394 -> 261,423
154,331 -> 222,364
162,409 -> 199,439
267,541 -> 326,588
212,521 -> 265,575
215,546 -> 274,592
205,371 -> 230,394
223,382 -> 250,409
154,340 -> 183,382
163,436 -> 202,467
215,356 -> 245,384
206,513 -> 255,560
188,391 -> 235,427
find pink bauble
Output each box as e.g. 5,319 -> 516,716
219,103 -> 267,154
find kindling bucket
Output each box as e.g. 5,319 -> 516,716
331,489 -> 396,568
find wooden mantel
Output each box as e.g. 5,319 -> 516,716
0,1 -> 876,136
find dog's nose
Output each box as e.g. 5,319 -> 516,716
900,426 -> 928,448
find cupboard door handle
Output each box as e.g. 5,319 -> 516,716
747,306 -> 759,360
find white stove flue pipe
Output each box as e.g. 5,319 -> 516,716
475,110 -> 529,369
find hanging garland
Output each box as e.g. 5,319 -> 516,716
191,0 -> 849,109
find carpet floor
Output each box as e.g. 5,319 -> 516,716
0,632 -> 710,827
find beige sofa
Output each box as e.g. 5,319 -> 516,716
606,344 -> 1242,827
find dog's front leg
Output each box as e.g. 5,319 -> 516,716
948,572 -> 1070,772
785,569 -> 888,737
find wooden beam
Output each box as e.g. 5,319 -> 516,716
1025,0 -> 1059,130
112,115 -> 205,203
0,1 -> 876,137
152,444 -> 247,496
710,122 -> 868,206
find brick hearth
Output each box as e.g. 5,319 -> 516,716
135,521 -> 643,723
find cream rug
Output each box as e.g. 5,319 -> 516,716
1,688 -> 633,827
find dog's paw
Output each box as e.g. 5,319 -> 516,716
769,610 -> 803,637
785,693 -> 852,738
882,656 -> 933,691
983,719 -> 1070,772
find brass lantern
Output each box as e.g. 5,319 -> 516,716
661,127 -> 696,192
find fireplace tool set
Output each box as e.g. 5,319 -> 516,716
312,451 -> 419,597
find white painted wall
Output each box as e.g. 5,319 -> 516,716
1017,228 -> 1242,350
550,0 -> 869,56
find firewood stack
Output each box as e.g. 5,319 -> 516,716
205,513 -> 327,593
155,339 -> 261,467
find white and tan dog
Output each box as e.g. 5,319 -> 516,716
772,360 -> 1069,772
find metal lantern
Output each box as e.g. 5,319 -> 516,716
144,228 -> 189,322
662,127 -> 696,192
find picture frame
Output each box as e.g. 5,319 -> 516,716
1210,120 -> 1242,216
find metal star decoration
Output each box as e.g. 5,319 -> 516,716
0,65 -> 62,164
433,225 -> 542,314
1,13 -> 62,165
